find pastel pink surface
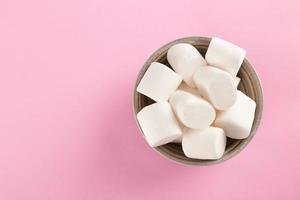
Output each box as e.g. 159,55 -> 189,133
0,0 -> 299,199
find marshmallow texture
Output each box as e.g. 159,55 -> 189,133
137,102 -> 182,147
177,82 -> 201,97
171,115 -> 189,143
193,66 -> 237,110
205,37 -> 246,77
182,127 -> 226,160
137,62 -> 182,102
172,135 -> 183,143
172,120 -> 188,143
167,43 -> 206,88
214,91 -> 256,139
169,91 -> 215,129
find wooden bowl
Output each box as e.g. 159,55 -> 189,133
133,36 -> 263,166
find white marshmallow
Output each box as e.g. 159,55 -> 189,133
205,37 -> 246,77
193,66 -> 237,110
177,82 -> 201,97
169,91 -> 215,129
172,83 -> 206,141
172,121 -> 189,143
167,43 -> 206,88
137,62 -> 182,102
214,91 -> 256,139
234,77 -> 241,87
137,102 -> 182,147
182,127 -> 226,159
172,135 -> 183,143
172,135 -> 182,144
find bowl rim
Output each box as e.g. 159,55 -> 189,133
133,36 -> 263,166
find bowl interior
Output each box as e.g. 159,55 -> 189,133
133,37 -> 263,166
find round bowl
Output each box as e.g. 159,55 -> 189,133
133,36 -> 263,166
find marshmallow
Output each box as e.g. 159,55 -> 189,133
214,91 -> 256,139
167,43 -> 206,88
182,127 -> 226,159
172,121 -> 189,143
205,37 -> 246,77
172,135 -> 183,143
137,62 -> 182,102
177,82 -> 201,97
169,91 -> 215,129
234,77 -> 241,87
137,102 -> 182,147
193,66 -> 237,110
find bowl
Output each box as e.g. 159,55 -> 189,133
133,36 -> 263,166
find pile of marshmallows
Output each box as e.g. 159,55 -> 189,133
136,37 -> 256,160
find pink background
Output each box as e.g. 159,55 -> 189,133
0,0 -> 300,199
